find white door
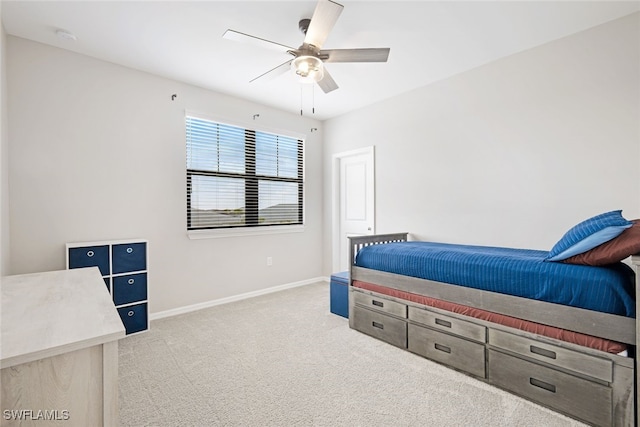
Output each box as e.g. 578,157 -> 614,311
333,147 -> 375,272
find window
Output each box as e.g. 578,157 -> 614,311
186,116 -> 304,231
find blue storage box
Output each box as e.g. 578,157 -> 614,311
330,271 -> 349,318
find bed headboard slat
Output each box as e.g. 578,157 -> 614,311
348,233 -> 408,272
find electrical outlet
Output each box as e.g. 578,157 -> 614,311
266,257 -> 273,266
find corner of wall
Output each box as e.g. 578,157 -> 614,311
1,7 -> 11,276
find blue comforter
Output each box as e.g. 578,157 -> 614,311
354,241 -> 635,317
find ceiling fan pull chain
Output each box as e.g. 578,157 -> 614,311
300,85 -> 303,116
312,85 -> 315,115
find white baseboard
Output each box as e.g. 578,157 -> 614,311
150,276 -> 330,321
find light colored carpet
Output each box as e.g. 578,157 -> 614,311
118,282 -> 586,426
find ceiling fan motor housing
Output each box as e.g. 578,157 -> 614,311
298,19 -> 311,35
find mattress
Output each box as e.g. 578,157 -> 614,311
353,280 -> 626,354
354,241 -> 636,317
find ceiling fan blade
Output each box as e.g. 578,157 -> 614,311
250,59 -> 293,83
317,68 -> 338,93
320,48 -> 390,63
223,30 -> 295,54
304,0 -> 344,49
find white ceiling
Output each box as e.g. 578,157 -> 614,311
3,1 -> 639,120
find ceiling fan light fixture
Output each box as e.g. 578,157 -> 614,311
292,55 -> 324,84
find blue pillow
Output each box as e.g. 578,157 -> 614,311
546,210 -> 632,262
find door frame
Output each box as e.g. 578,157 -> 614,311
331,146 -> 375,273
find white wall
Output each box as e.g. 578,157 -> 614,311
7,37 -> 323,313
0,3 -> 9,277
324,13 -> 640,273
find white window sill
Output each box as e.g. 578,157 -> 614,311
187,225 -> 305,240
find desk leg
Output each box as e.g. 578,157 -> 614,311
102,341 -> 119,427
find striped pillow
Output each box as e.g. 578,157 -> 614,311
546,210 -> 632,262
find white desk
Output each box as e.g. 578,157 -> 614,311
1,268 -> 125,426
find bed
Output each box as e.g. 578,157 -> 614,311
347,217 -> 640,427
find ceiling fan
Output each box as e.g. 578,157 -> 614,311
223,0 -> 390,94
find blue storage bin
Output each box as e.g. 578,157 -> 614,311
330,271 -> 349,318
68,245 -> 110,276
112,242 -> 147,274
113,273 -> 148,306
117,303 -> 148,335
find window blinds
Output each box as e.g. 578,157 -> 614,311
186,116 -> 303,230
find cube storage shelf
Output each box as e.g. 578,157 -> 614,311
67,239 -> 149,335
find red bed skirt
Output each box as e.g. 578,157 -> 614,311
353,280 -> 626,354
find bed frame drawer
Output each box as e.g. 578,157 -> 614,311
488,349 -> 612,427
408,306 -> 486,343
352,306 -> 407,349
352,291 -> 407,318
489,329 -> 612,382
408,324 -> 486,378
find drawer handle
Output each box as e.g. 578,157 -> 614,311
127,247 -> 133,253
434,343 -> 451,354
435,318 -> 452,328
128,310 -> 135,317
530,377 -> 556,393
530,345 -> 556,360
87,250 -> 94,257
372,300 -> 384,308
128,279 -> 135,285
372,321 -> 384,330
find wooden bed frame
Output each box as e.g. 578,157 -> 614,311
348,233 -> 640,427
